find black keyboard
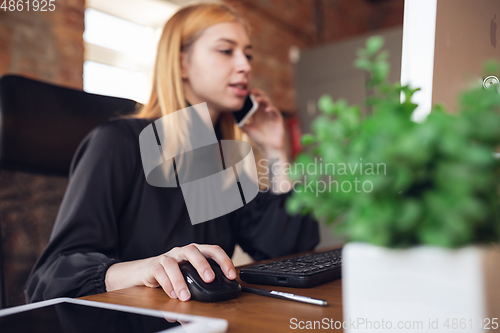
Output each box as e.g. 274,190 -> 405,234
239,248 -> 342,288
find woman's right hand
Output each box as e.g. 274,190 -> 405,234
105,243 -> 236,301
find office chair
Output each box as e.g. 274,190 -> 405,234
0,74 -> 139,308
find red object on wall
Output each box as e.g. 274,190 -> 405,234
287,116 -> 302,159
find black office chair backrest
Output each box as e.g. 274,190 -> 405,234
0,74 -> 140,308
0,74 -> 140,175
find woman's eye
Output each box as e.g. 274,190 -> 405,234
218,49 -> 252,61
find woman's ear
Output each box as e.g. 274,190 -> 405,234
180,51 -> 189,80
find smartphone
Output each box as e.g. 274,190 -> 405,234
232,94 -> 259,127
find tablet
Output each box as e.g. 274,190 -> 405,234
0,298 -> 228,333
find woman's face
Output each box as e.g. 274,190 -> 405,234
181,21 -> 252,114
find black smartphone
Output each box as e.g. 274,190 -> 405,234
232,94 -> 258,127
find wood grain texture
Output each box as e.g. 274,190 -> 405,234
81,246 -> 344,333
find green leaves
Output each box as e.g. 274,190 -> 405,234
366,36 -> 384,56
286,35 -> 500,249
355,36 -> 390,86
318,95 -> 336,115
301,134 -> 316,146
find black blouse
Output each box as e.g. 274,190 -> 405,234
24,118 -> 320,303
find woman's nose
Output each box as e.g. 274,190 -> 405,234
235,52 -> 251,74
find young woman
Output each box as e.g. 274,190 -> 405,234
26,3 -> 319,303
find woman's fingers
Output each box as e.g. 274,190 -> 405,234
250,88 -> 271,106
160,255 -> 191,301
152,264 -> 176,299
255,96 -> 271,109
182,244 -> 215,283
249,87 -> 262,96
250,88 -> 279,119
151,243 -> 235,302
195,244 -> 236,280
250,87 -> 266,99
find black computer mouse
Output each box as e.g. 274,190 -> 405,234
179,258 -> 241,302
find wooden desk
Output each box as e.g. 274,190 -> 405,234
81,248 -> 344,333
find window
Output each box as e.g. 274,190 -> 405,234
83,61 -> 151,103
83,4 -> 177,103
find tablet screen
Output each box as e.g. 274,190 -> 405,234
0,302 -> 186,333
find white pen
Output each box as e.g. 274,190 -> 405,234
241,286 -> 328,307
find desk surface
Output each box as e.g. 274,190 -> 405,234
81,247 -> 344,333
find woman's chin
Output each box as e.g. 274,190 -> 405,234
205,94 -> 245,113
219,100 -> 245,113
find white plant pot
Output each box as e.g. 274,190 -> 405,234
342,242 -> 500,333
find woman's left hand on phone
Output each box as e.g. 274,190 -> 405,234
241,88 -> 285,155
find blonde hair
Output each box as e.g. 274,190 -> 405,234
135,3 -> 250,142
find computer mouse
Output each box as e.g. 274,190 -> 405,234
179,258 -> 241,302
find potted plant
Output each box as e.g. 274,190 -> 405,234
286,36 -> 500,332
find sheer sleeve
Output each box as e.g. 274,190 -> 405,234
231,191 -> 320,261
25,120 -> 140,302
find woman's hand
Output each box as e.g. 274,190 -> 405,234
241,88 -> 293,193
241,88 -> 285,155
105,243 -> 236,302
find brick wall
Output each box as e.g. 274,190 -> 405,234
0,0 -> 85,89
223,0 -> 405,112
0,0 -> 403,106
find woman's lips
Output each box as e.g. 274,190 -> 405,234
229,84 -> 247,97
